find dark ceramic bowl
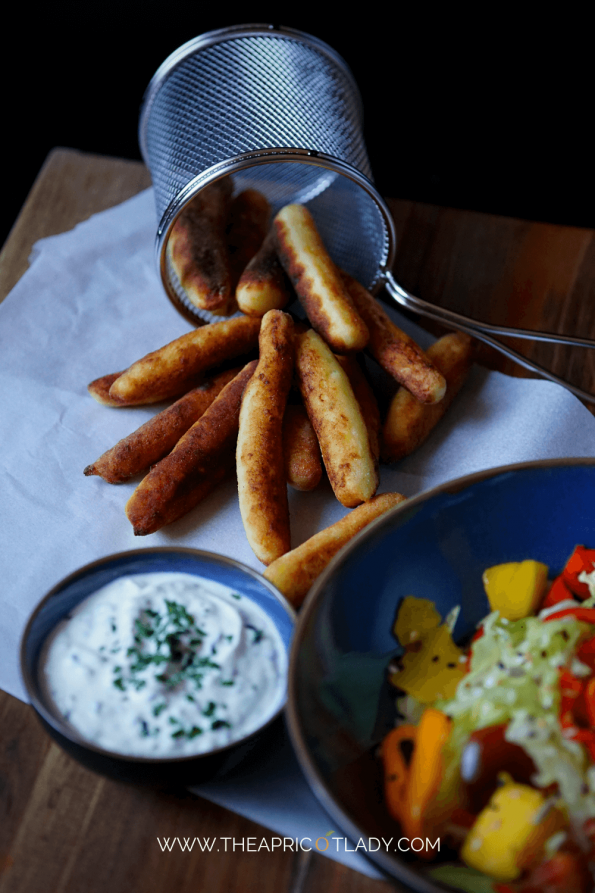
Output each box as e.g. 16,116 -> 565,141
21,548 -> 295,786
286,458 -> 595,892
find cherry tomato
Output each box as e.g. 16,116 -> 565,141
460,724 -> 536,813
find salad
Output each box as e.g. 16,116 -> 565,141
381,545 -> 595,893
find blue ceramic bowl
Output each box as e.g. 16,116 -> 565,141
21,548 -> 295,786
286,458 -> 595,891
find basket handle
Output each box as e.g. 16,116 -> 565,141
382,268 -> 595,405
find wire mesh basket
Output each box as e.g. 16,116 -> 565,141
139,23 -> 396,324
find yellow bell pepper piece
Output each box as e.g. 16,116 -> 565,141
482,559 -> 549,620
390,624 -> 466,703
461,781 -> 566,881
393,596 -> 442,646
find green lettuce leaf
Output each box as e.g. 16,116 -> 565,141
426,864 -> 498,892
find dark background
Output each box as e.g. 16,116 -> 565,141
2,9 -> 591,250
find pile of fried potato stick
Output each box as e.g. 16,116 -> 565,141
85,180 -> 474,607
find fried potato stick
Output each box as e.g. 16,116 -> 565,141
273,204 -> 369,353
341,272 -> 447,404
237,310 -> 295,564
84,368 -> 239,483
335,354 -> 381,468
167,178 -> 234,316
236,230 -> 292,317
264,492 -> 407,606
87,371 -> 125,405
125,362 -> 257,536
226,189 -> 271,287
108,315 -> 261,405
295,329 -> 378,508
282,404 -> 323,491
382,332 -> 474,463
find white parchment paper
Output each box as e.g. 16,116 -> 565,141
2,188 -> 594,876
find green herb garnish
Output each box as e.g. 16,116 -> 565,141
170,721 -> 203,740
112,600 -> 221,709
246,625 -> 264,644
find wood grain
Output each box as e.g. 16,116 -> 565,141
388,198 -> 595,410
1,147 -> 593,893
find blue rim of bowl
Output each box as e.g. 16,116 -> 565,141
286,456 -> 595,891
21,547 -> 296,766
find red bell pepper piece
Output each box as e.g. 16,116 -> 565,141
557,670 -> 595,761
543,607 -> 595,624
541,574 -> 575,608
583,817 -> 595,860
577,635 -> 595,672
562,546 -> 595,599
583,677 -> 595,727
559,669 -> 583,730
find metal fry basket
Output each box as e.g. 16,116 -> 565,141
140,23 -> 595,401
139,23 -> 396,324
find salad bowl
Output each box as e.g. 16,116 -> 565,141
286,458 -> 595,892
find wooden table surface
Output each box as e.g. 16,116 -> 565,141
1,149 -> 594,893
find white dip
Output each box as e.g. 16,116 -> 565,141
42,572 -> 287,757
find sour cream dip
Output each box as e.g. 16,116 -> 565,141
41,572 -> 287,757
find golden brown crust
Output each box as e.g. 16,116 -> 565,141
108,316 -> 261,405
282,404 -> 323,491
295,329 -> 378,508
341,272 -> 447,404
167,178 -> 234,315
84,368 -> 240,483
236,230 -> 292,316
264,492 -> 407,606
87,372 -> 125,405
273,204 -> 369,353
382,332 -> 474,463
335,354 -> 381,468
125,361 -> 257,535
226,189 -> 271,287
236,311 -> 295,564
